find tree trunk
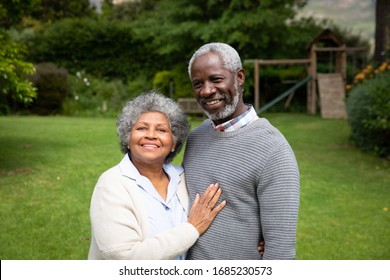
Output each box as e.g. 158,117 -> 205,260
374,0 -> 390,62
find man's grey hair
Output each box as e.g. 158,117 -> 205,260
116,90 -> 190,163
188,42 -> 243,79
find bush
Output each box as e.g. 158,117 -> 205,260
126,75 -> 153,97
63,72 -> 134,117
346,71 -> 390,157
170,64 -> 193,99
152,65 -> 193,100
28,63 -> 70,115
0,29 -> 37,114
153,70 -> 172,97
28,18 -> 156,82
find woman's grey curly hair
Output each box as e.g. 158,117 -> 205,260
116,90 -> 190,163
188,42 -> 243,79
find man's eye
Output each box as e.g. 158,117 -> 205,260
193,82 -> 202,88
137,127 -> 147,130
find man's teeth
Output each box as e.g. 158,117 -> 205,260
206,100 -> 220,105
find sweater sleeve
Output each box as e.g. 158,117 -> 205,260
89,170 -> 199,260
257,143 -> 300,260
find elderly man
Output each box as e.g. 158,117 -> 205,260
183,42 -> 300,260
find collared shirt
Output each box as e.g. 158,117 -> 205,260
213,104 -> 259,132
119,155 -> 187,260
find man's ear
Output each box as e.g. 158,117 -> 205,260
237,69 -> 246,86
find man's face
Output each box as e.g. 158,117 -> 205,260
190,52 -> 245,123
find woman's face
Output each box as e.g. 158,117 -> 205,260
128,111 -> 176,166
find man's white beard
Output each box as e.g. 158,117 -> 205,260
206,78 -> 240,121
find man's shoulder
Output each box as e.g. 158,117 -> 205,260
252,118 -> 284,137
188,119 -> 211,135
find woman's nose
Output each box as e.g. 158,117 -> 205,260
144,128 -> 156,139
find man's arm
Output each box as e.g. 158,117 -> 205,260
257,144 -> 300,259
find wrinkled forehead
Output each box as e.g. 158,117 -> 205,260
191,52 -> 231,77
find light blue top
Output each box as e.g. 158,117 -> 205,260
119,154 -> 188,260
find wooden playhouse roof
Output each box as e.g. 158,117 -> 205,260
309,29 -> 344,48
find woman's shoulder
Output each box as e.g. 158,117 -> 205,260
98,164 -> 122,181
93,164 -> 141,201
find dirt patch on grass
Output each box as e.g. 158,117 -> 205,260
0,167 -> 34,176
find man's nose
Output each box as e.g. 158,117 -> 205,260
200,81 -> 216,97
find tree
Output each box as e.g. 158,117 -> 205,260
101,0 -> 158,21
0,0 -> 95,28
374,0 -> 390,62
28,18 -> 155,81
0,0 -> 40,28
30,0 -> 95,23
131,0 -> 308,65
0,30 -> 37,113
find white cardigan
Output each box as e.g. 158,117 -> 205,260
88,160 -> 199,260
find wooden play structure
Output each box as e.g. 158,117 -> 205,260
248,29 -> 367,118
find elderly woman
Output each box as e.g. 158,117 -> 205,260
88,90 -> 225,260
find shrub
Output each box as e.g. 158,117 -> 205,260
346,71 -> 390,157
151,65 -> 193,100
0,30 -> 37,114
28,18 -> 156,81
63,72 -> 134,117
346,62 -> 390,92
153,70 -> 172,97
28,62 -> 70,115
170,64 -> 194,99
126,75 -> 153,97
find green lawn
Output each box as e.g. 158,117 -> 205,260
0,114 -> 389,260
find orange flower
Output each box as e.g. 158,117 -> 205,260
355,73 -> 365,80
378,62 -> 388,72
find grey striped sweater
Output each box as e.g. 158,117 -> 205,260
183,118 -> 300,260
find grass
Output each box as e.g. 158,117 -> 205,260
0,114 -> 389,260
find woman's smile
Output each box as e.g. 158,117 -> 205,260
129,111 -> 176,165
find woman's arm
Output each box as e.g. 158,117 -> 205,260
89,169 -> 225,260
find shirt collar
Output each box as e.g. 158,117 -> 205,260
213,104 -> 259,132
118,154 -> 184,179
118,154 -> 184,205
